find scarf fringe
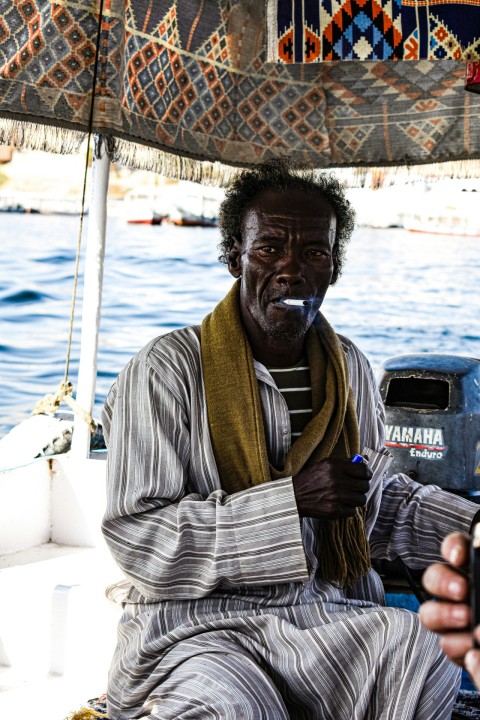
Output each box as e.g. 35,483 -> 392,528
316,508 -> 371,588
0,117 -> 86,155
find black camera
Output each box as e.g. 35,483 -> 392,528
471,522 -> 480,645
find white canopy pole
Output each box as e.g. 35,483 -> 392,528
70,135 -> 110,459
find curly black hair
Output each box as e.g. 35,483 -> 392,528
218,159 -> 355,285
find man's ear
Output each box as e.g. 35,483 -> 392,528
227,239 -> 242,278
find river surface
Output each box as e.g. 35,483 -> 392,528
1,212 -> 479,438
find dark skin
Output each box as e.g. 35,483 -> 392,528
227,188 -> 371,521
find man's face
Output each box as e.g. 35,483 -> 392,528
228,188 -> 336,345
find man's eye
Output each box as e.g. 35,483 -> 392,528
307,248 -> 329,258
258,246 -> 278,254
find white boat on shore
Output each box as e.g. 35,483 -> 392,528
347,181 -> 480,234
123,181 -> 222,227
401,184 -> 480,236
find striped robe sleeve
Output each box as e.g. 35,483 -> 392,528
369,472 -> 477,568
101,342 -> 309,602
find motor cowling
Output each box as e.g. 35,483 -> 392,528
378,354 -> 480,499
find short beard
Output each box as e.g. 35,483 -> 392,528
262,319 -> 306,343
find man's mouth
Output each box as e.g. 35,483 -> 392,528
272,296 -> 311,308
280,298 -> 310,307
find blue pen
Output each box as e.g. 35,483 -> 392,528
351,454 -> 364,463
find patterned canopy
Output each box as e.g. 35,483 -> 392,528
1,0 -> 480,180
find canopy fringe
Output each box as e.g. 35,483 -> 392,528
332,160 -> 480,189
106,137 -> 238,187
2,117 -> 480,188
0,117 -> 86,155
108,138 -> 480,188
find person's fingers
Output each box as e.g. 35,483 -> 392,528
351,478 -> 370,493
419,600 -> 470,632
336,476 -> 370,497
342,489 -> 368,507
439,631 -> 473,665
441,532 -> 469,568
343,464 -> 372,481
465,649 -> 480,688
474,625 -> 480,645
422,562 -> 469,601
331,505 -> 357,518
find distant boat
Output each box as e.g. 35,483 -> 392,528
164,214 -> 217,228
403,216 -> 480,237
348,182 -> 480,235
124,187 -> 166,226
0,196 -> 86,215
127,212 -> 165,226
406,225 -> 480,237
40,207 -> 88,217
0,203 -> 40,214
123,180 -> 223,228
165,189 -> 221,228
399,183 -> 480,237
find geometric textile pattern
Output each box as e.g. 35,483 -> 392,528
272,0 -> 403,62
268,0 -> 480,62
402,4 -> 480,61
1,0 -> 480,171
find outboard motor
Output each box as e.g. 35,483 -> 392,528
375,354 -> 480,601
378,354 -> 480,500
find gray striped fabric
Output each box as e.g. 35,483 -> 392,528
102,324 -> 477,719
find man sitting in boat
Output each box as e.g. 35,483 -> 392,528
101,160 -> 478,720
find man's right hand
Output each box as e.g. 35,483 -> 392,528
292,458 -> 372,521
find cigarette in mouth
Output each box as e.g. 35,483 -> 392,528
281,298 -> 310,307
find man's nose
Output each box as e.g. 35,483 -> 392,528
275,252 -> 305,284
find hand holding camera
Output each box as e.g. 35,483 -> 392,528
419,529 -> 480,686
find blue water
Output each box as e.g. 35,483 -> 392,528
1,213 -> 480,438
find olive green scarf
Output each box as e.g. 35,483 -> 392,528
201,281 -> 370,587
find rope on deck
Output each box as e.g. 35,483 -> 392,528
32,381 -> 96,431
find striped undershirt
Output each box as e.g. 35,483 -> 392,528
267,356 -> 312,440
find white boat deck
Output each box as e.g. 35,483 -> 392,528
0,455 -> 122,719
